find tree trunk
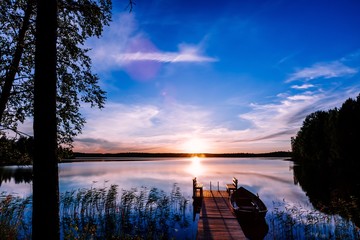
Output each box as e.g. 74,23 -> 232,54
0,0 -> 34,123
33,0 -> 59,239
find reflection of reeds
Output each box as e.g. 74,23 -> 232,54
267,199 -> 360,239
1,184 -> 192,239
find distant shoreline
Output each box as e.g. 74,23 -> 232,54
0,151 -> 293,166
71,151 -> 292,159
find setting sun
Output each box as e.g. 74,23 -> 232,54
182,138 -> 210,153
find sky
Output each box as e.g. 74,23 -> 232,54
72,0 -> 360,153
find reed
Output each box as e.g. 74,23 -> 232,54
267,199 -> 360,239
0,193 -> 31,240
2,189 -> 360,239
60,183 -> 193,239
1,183 -> 192,239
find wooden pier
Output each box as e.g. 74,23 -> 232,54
196,190 -> 246,239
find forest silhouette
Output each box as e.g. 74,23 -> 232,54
291,93 -> 360,228
291,93 -> 360,167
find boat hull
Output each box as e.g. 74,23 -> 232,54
229,186 -> 268,219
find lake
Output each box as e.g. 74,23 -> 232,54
1,157 -> 359,239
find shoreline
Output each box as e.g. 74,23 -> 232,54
61,151 -> 293,163
72,151 -> 292,159
0,151 -> 293,166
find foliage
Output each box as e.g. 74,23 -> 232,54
0,135 -> 33,165
0,135 -> 73,165
0,184 -> 192,239
291,93 -> 360,167
0,0 -> 111,147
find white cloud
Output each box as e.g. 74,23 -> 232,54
87,12 -> 217,74
291,84 -> 315,89
240,93 -> 320,131
74,102 -> 214,152
115,49 -> 218,63
71,44 -> 360,153
71,86 -> 360,154
72,93 -> 316,153
286,61 -> 357,82
75,99 -> 293,153
236,87 -> 360,148
86,13 -> 137,71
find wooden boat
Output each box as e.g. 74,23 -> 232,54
229,186 -> 268,219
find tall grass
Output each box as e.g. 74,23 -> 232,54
266,199 -> 360,240
61,184 -> 191,239
4,188 -> 359,239
1,184 -> 192,240
0,193 -> 32,239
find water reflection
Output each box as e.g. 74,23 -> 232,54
186,156 -> 205,177
0,166 -> 32,186
1,158 -> 304,207
239,216 -> 269,240
1,157 -> 360,239
0,166 -> 32,197
293,163 -> 360,228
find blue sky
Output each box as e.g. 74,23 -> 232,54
72,0 -> 360,153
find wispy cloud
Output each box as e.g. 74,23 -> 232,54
236,87 -> 360,146
114,49 -> 218,63
70,93 -> 317,153
86,13 -> 136,71
70,85 -> 360,153
87,13 -> 217,74
74,102 -> 213,153
286,61 -> 357,82
77,29 -> 360,153
291,84 -> 315,89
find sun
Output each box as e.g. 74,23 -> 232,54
182,138 -> 209,153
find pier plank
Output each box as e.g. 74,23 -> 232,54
197,190 -> 246,240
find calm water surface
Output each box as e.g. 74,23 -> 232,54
1,157 -> 359,239
1,157 -> 303,207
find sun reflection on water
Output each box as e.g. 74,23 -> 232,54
186,156 -> 205,177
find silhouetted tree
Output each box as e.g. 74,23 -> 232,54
32,0 -> 59,238
292,93 -> 360,167
337,95 -> 360,165
292,94 -> 360,228
1,1 -> 134,238
0,135 -> 33,165
0,0 -> 111,147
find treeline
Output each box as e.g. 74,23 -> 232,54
73,151 -> 292,159
291,93 -> 360,167
0,135 -> 73,165
1,135 -> 291,165
0,136 -> 33,165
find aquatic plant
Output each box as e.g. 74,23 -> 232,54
1,184 -> 192,239
0,193 -> 31,240
266,199 -> 360,240
3,188 -> 360,239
